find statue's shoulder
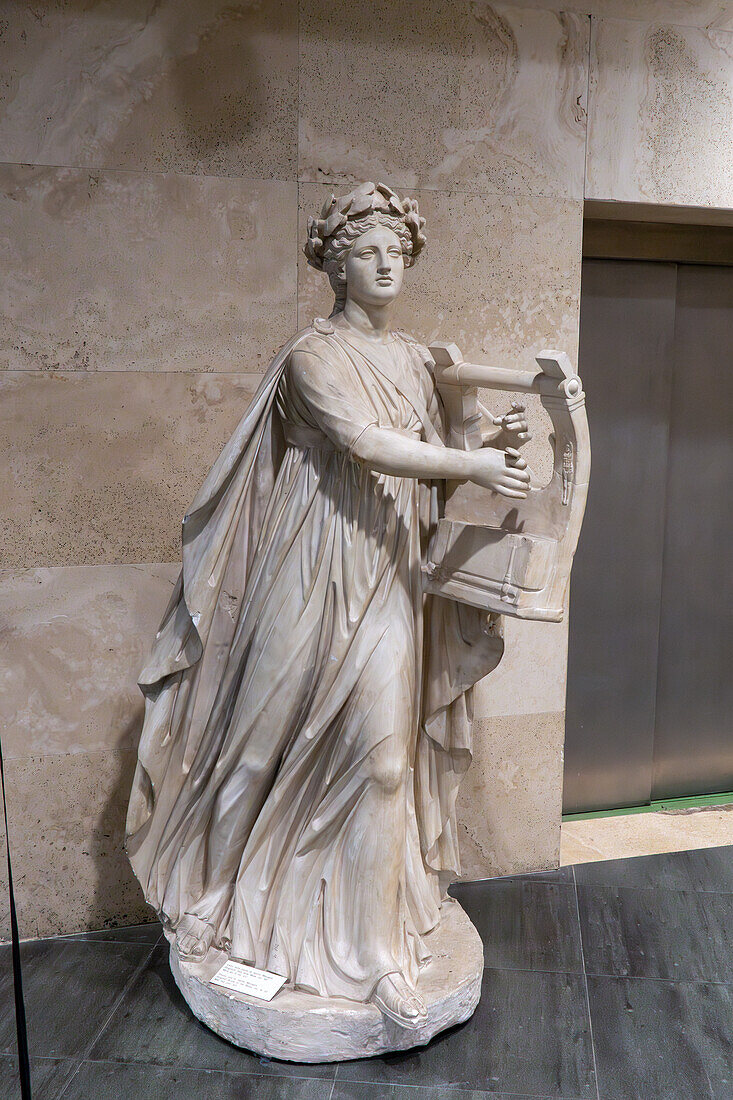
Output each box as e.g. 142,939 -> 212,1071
286,320 -> 343,381
290,318 -> 337,359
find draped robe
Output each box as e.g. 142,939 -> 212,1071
126,319 -> 504,1001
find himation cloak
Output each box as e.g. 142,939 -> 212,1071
126,318 -> 503,1001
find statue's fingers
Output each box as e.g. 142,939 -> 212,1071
503,472 -> 530,489
495,485 -> 529,499
504,449 -> 528,472
507,416 -> 529,433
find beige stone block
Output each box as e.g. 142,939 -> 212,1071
586,17 -> 733,207
0,370 -> 260,568
456,711 -> 565,879
4,750 -> 149,938
299,1 -> 589,199
0,0 -> 297,177
485,0 -> 733,33
0,165 -> 297,373
474,616 -> 569,719
0,564 -> 178,760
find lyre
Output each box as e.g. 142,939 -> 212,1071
425,342 -> 591,622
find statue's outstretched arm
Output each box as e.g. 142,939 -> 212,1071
289,345 -> 529,498
353,424 -> 530,500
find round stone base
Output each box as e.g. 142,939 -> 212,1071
169,897 -> 483,1063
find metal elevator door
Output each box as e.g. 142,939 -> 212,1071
563,259 -> 733,814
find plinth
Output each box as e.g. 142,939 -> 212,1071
169,897 -> 483,1062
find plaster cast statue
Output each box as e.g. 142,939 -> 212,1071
126,182 -> 588,1061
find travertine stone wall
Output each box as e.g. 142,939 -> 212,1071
0,0 -> 726,937
490,0 -> 733,31
586,17 -> 733,207
0,0 -> 301,938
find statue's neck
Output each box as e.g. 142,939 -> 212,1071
339,299 -> 392,341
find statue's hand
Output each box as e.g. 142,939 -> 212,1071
468,446 -> 530,498
489,402 -> 532,448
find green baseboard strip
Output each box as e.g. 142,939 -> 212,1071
563,790 -> 733,822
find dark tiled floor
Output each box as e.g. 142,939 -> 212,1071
335,968 -> 595,1096
88,945 -> 334,1079
63,923 -> 163,946
573,844 -> 733,893
0,1056 -> 77,1100
3,848 -> 733,1097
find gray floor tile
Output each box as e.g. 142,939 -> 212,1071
683,844 -> 733,891
574,844 -> 733,892
0,939 -> 152,1059
578,883 -> 733,981
336,968 -> 596,1096
0,1055 -> 79,1100
89,945 -> 336,1080
69,1061 -> 330,1099
62,922 -> 162,946
588,975 -> 733,1100
450,879 -> 583,973
333,1085 -> 586,1099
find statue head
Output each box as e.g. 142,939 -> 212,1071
304,182 -> 426,312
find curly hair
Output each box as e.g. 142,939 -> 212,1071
304,182 -> 426,311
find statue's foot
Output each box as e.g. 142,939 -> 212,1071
371,972 -> 428,1030
176,914 -> 217,961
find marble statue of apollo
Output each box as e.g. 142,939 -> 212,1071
126,182 -> 533,1036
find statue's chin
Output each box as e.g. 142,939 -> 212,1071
347,286 -> 402,308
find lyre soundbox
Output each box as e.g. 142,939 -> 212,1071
425,341 -> 590,622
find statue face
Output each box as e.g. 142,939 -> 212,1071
344,225 -> 405,309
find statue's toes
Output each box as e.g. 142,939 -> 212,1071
177,933 -> 195,956
178,922 -> 216,960
397,991 -> 425,1019
178,933 -> 205,959
372,974 -> 427,1029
